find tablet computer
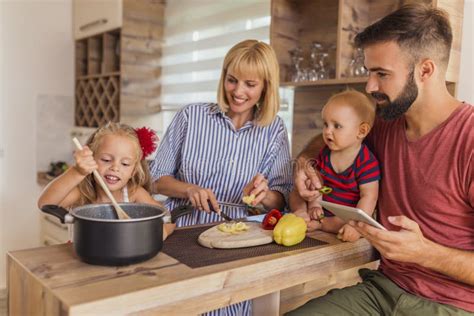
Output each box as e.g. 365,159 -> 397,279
319,200 -> 387,231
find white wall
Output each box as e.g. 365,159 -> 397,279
458,0 -> 474,102
0,0 -> 74,289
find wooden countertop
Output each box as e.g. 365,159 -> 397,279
8,229 -> 378,315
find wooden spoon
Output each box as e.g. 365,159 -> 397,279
72,137 -> 131,220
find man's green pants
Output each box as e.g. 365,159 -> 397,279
286,269 -> 473,315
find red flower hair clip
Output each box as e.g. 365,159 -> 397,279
135,127 -> 159,160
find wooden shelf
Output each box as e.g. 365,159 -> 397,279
76,71 -> 121,80
74,0 -> 165,127
37,172 -> 52,186
281,77 -> 368,88
271,0 -> 464,156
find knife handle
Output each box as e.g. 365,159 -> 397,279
208,201 -> 233,221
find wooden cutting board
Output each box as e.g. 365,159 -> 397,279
198,222 -> 274,249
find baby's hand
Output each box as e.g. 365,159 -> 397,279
293,209 -> 322,232
337,224 -> 361,242
73,146 -> 97,176
308,206 -> 324,222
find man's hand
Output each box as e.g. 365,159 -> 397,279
350,215 -> 430,264
294,157 -> 322,202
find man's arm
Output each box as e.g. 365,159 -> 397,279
352,216 -> 474,286
294,134 -> 326,201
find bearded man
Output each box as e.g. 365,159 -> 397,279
288,4 -> 474,315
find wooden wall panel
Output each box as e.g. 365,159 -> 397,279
271,0 -> 302,83
120,0 -> 165,115
291,83 -> 367,157
437,0 -> 464,83
271,0 -> 339,83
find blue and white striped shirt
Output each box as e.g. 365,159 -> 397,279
150,103 -> 293,228
150,103 -> 292,316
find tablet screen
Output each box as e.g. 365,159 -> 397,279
319,201 -> 387,231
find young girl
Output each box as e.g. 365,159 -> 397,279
290,90 -> 381,242
38,122 -> 175,240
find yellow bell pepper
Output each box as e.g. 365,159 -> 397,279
273,214 -> 307,246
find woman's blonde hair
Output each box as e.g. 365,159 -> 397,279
217,39 -> 280,126
77,122 -> 152,206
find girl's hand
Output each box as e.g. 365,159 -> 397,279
73,146 -> 98,176
242,173 -> 269,206
185,185 -> 219,213
337,224 -> 361,242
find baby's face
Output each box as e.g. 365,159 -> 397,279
95,134 -> 138,192
321,100 -> 363,152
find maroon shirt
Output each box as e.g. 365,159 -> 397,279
316,144 -> 381,208
367,103 -> 474,312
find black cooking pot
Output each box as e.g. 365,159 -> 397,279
41,203 -> 192,266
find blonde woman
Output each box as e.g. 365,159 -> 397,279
150,40 -> 293,314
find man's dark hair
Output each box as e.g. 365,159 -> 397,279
355,4 -> 453,67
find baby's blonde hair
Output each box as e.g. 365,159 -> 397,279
77,122 -> 152,206
325,89 -> 376,126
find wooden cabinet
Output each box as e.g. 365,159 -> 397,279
37,173 -> 70,246
74,0 -> 123,40
271,0 -> 464,156
40,214 -> 69,246
74,0 -> 165,127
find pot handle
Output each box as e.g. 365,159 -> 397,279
170,204 -> 193,223
40,205 -> 73,224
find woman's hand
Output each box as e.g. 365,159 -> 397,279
185,185 -> 219,213
242,173 -> 269,206
73,146 -> 97,176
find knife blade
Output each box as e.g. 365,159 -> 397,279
218,210 -> 234,222
208,201 -> 234,222
216,201 -> 267,215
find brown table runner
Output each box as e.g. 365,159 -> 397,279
162,225 -> 328,268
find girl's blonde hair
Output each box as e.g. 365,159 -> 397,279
217,39 -> 280,126
77,122 -> 152,206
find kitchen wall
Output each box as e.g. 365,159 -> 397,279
0,0 -> 74,289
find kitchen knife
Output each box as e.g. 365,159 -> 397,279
216,201 -> 267,215
208,201 -> 234,221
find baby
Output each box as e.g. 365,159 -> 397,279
291,90 -> 381,242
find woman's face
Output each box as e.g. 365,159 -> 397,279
224,70 -> 264,121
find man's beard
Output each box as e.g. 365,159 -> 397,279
371,69 -> 418,120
